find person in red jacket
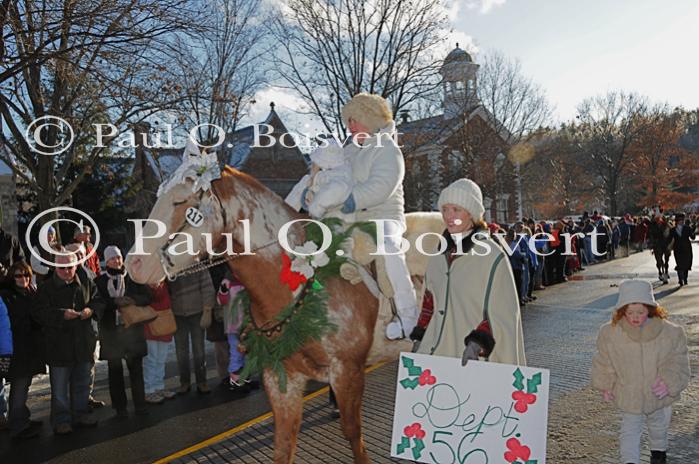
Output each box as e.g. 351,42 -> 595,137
143,282 -> 176,404
73,225 -> 101,277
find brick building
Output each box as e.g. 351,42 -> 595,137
398,46 -> 518,224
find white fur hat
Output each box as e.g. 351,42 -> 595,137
309,141 -> 345,169
437,178 -> 485,219
341,93 -> 393,134
104,245 -> 122,263
615,279 -> 657,311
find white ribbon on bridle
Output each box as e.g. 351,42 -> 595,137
157,137 -> 222,197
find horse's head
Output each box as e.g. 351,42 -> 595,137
126,150 -> 229,284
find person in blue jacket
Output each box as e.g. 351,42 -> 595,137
0,293 -> 13,431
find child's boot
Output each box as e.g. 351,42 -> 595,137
650,450 -> 667,464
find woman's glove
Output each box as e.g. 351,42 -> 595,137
602,390 -> 615,402
651,378 -> 669,399
200,306 -> 213,329
461,340 -> 482,366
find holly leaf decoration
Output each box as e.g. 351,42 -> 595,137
401,356 -> 423,376
412,438 -> 425,460
526,372 -> 542,394
525,460 -> 538,464
513,368 -> 525,391
400,377 -> 420,390
397,436 -> 411,455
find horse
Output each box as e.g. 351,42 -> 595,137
648,218 -> 672,284
126,165 -> 407,463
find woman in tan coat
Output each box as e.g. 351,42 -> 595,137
415,178 -> 526,366
591,279 -> 690,464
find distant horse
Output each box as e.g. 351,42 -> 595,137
125,166 -> 419,463
648,219 -> 672,284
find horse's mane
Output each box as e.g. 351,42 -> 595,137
213,165 -> 302,217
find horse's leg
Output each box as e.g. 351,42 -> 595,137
264,370 -> 305,464
331,364 -> 371,464
654,250 -> 664,281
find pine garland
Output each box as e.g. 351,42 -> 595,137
238,218 -> 376,392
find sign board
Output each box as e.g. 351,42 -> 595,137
391,353 -> 550,463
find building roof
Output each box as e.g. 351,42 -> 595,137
444,46 -> 473,64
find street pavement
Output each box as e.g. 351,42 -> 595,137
1,244 -> 698,463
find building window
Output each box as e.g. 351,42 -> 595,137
484,197 -> 493,223
496,193 -> 510,224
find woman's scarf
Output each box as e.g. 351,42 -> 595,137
107,266 -> 126,299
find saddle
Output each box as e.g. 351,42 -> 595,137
338,212 -> 446,364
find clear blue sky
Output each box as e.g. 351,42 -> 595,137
454,0 -> 699,122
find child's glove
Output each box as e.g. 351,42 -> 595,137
651,377 -> 669,399
217,278 -> 232,306
602,390 -> 615,402
308,202 -> 326,219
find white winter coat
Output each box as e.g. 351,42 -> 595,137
344,122 -> 406,224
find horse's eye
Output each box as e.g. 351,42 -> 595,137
173,200 -> 187,206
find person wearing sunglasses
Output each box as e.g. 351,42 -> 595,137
0,261 -> 45,439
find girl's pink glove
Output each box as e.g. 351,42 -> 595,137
651,378 -> 669,399
602,390 -> 615,402
217,278 -> 232,306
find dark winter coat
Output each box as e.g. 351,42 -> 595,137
1,285 -> 46,379
32,273 -> 104,366
671,223 -> 695,271
94,271 -> 149,360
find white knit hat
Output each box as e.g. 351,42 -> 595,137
437,178 -> 485,219
104,245 -> 122,262
615,279 -> 657,311
309,141 -> 345,169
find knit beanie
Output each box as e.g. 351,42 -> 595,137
437,178 -> 485,219
104,245 -> 122,262
341,93 -> 393,134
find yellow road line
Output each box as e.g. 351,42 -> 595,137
154,362 -> 387,463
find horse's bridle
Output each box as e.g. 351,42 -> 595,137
156,188 -> 277,281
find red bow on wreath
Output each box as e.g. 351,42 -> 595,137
280,253 -> 307,291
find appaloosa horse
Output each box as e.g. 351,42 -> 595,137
648,218 -> 672,284
126,166 -> 393,463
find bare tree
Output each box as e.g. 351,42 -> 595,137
0,0 -> 198,215
174,0 -> 269,144
270,0 -> 450,134
573,91 -> 649,215
477,51 -> 552,144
